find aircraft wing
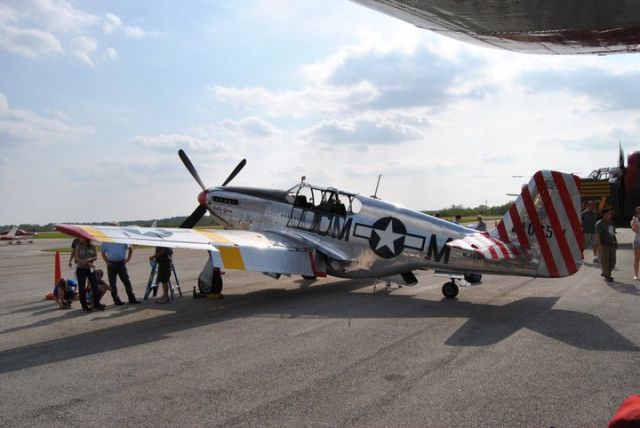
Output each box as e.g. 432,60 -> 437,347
351,0 -> 640,55
54,224 -> 322,277
266,228 -> 354,262
447,232 -> 524,261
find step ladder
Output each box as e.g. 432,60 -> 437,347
143,260 -> 182,300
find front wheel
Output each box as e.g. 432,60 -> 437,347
442,282 -> 459,299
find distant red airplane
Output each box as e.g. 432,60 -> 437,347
0,227 -> 37,244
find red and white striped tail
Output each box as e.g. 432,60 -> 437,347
492,170 -> 584,278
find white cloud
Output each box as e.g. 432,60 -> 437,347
306,117 -> 423,145
132,117 -> 281,157
131,134 -> 227,153
212,83 -> 378,117
70,35 -> 97,66
101,12 -> 159,38
0,91 -> 94,145
8,0 -> 98,34
0,3 -> 158,63
101,13 -> 121,34
216,116 -> 278,138
0,25 -> 62,58
103,47 -> 117,60
0,93 -> 8,110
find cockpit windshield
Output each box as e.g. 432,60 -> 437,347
286,183 -> 362,215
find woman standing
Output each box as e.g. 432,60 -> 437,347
632,206 -> 640,281
75,237 -> 104,312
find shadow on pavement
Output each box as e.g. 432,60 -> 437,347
0,278 -> 637,374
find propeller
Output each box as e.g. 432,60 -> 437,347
177,149 -> 247,228
222,159 -> 247,186
618,142 -> 625,170
181,205 -> 208,229
179,149 -> 207,191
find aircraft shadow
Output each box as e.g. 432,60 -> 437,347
0,279 -> 637,374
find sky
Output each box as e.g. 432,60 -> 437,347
1,0 -> 640,225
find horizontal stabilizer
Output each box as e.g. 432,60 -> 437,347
447,232 -> 522,261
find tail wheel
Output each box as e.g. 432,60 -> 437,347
442,281 -> 459,299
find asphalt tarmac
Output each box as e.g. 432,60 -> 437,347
0,232 -> 639,427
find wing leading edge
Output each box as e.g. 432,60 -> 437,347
55,224 -> 324,277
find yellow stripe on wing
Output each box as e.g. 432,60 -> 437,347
219,247 -> 245,270
81,226 -> 114,243
195,229 -> 234,245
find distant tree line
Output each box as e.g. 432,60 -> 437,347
1,215 -> 221,232
423,201 -> 514,219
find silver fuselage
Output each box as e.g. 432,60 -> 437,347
206,184 -> 540,279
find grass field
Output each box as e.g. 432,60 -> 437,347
42,247 -> 73,253
35,232 -> 67,239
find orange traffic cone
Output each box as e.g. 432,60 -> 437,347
45,251 -> 62,300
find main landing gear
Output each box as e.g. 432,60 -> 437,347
195,267 -> 224,300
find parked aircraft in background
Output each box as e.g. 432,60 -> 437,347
0,226 -> 37,245
351,0 -> 640,55
580,146 -> 640,226
56,150 -> 583,299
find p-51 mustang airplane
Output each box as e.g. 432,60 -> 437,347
0,226 -> 37,245
56,150 -> 583,299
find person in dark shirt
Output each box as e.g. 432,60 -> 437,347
581,200 -> 599,262
150,247 -> 173,304
595,208 -> 617,282
74,238 -> 105,312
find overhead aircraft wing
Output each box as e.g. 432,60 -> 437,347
55,224 -> 323,277
350,0 -> 640,55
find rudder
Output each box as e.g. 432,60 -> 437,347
492,171 -> 583,277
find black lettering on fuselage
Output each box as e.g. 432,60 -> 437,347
425,234 -> 452,264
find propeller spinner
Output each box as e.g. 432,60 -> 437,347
177,149 -> 246,228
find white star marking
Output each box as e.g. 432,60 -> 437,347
374,221 -> 404,254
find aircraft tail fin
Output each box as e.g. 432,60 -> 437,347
491,170 -> 583,278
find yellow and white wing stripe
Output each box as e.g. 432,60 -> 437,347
55,224 -> 322,277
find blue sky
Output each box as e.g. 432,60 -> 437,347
1,0 -> 640,225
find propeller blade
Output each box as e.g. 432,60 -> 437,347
180,205 -> 207,229
178,149 -> 207,191
618,142 -> 625,169
222,159 -> 247,186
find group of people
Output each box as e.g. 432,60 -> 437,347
581,201 -> 640,282
55,238 -> 175,312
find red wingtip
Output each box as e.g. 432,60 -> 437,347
54,224 -> 94,241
